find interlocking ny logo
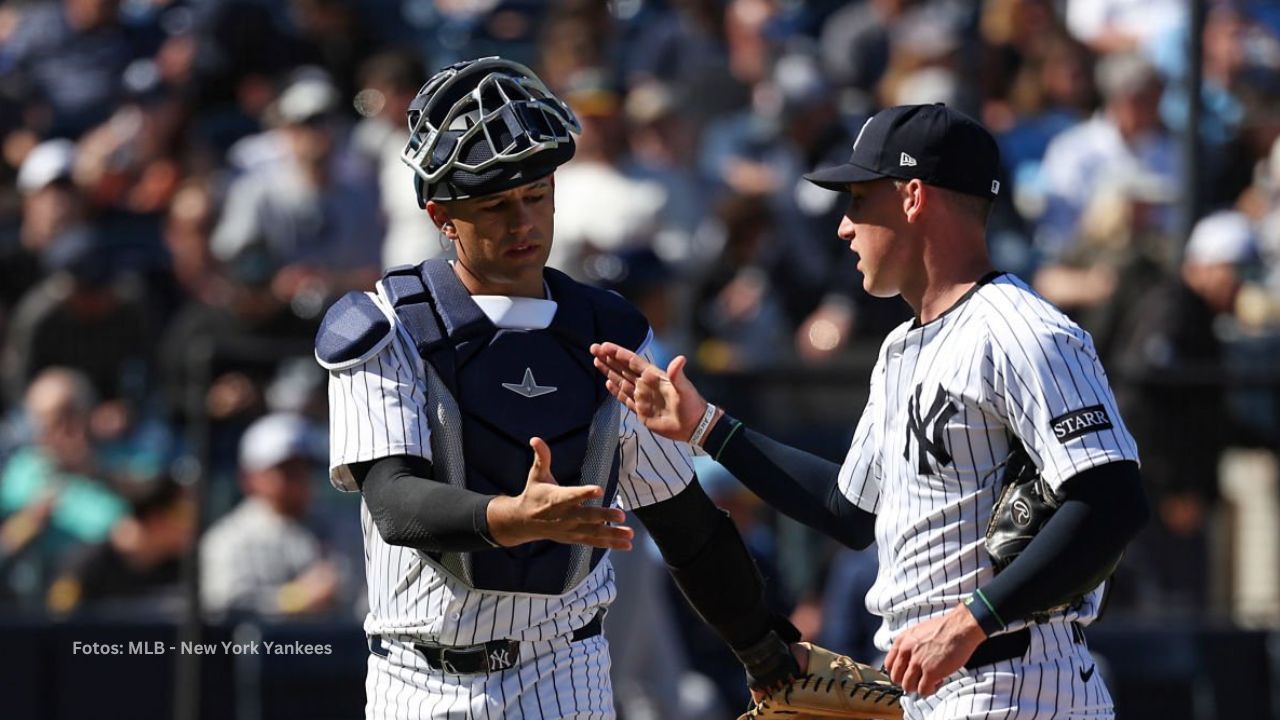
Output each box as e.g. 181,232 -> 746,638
487,647 -> 514,671
904,385 -> 959,475
502,368 -> 557,398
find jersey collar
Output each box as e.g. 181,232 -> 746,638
471,292 -> 557,330
910,271 -> 1004,330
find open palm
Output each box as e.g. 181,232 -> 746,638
590,342 -> 707,442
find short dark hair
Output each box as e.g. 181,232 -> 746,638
893,180 -> 992,222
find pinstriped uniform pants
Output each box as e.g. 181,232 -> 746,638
904,623 -> 1114,719
366,634 -> 615,719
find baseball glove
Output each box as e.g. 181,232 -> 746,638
985,442 -> 1056,572
738,642 -> 904,719
985,441 -> 1123,616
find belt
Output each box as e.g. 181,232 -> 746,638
963,621 -> 1086,670
369,611 -> 605,675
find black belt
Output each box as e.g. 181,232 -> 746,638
369,611 -> 605,674
963,621 -> 1086,670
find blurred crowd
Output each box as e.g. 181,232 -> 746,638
4,0 -> 1280,714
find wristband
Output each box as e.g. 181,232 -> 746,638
963,588 -> 1007,636
689,403 -> 718,447
702,411 -> 744,461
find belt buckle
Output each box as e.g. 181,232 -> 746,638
425,640 -> 520,674
480,640 -> 518,672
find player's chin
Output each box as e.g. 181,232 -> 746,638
862,275 -> 897,299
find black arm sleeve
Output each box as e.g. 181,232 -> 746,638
703,412 -> 876,549
971,460 -> 1149,630
350,455 -> 499,553
633,478 -> 800,687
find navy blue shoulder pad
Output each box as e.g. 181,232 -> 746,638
315,291 -> 396,370
544,268 -> 650,352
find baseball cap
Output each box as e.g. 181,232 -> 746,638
1185,210 -> 1259,266
239,413 -> 323,473
804,104 -> 1002,199
275,71 -> 340,125
17,139 -> 76,193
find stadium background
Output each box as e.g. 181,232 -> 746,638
2,0 -> 1280,718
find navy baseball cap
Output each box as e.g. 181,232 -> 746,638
804,104 -> 1001,199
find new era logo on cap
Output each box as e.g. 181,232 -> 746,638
900,152 -> 917,167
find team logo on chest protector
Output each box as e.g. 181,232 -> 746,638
502,367 -> 558,398
904,385 -> 959,475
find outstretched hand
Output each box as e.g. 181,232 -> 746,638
486,437 -> 635,550
590,342 -> 709,443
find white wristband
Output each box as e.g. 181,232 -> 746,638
689,403 -> 718,448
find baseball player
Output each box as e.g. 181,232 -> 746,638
315,57 -> 807,719
593,103 -> 1150,719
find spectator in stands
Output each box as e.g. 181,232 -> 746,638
621,81 -> 708,258
1,0 -> 148,138
550,69 -> 667,276
1,140 -> 83,342
820,0 -> 926,106
1110,211 -> 1260,615
690,192 -> 791,370
1034,52 -> 1177,297
201,413 -> 343,619
349,51 -> 435,270
46,476 -> 192,616
0,368 -> 127,606
2,228 -> 150,413
1064,0 -> 1184,54
211,71 -> 383,314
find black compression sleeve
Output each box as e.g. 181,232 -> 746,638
633,479 -> 774,648
350,455 -> 499,553
703,412 -> 875,549
970,460 -> 1149,631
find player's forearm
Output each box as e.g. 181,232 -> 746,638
350,455 -> 500,552
634,479 -> 799,688
701,412 -> 875,549
966,460 -> 1149,634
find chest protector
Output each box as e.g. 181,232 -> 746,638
382,259 -> 648,594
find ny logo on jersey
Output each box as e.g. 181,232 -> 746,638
904,385 -> 959,475
487,647 -> 516,671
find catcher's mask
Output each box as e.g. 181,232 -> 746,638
401,57 -> 580,205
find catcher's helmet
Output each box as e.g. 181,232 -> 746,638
401,57 -> 580,205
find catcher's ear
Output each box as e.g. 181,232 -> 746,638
425,201 -> 452,232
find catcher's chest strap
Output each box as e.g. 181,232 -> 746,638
964,621 -> 1085,669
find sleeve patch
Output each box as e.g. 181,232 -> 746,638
1050,405 -> 1113,443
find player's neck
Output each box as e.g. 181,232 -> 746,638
907,248 -> 993,325
452,261 -> 545,298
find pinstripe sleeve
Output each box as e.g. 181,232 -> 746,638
838,352 -> 886,513
984,294 -> 1140,491
614,338 -> 695,510
325,329 -> 432,492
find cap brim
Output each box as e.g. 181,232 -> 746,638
802,162 -> 886,191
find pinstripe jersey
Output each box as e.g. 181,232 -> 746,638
837,272 -> 1139,654
325,285 -> 694,645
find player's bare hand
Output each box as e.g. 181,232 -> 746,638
590,343 -> 710,444
487,437 -> 634,551
884,603 -> 987,697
